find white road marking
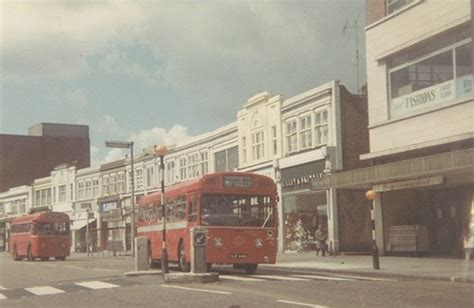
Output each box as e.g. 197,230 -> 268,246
277,299 -> 328,307
250,275 -> 310,281
219,275 -> 266,282
0,293 -> 7,300
0,285 -> 7,290
25,286 -> 65,296
93,268 -> 122,272
333,274 -> 395,282
161,285 -> 232,295
75,281 -> 119,289
290,274 -> 355,281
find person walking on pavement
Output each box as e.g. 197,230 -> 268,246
315,224 -> 327,256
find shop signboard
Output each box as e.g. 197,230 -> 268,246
98,196 -> 121,220
373,176 -> 444,192
281,160 -> 325,193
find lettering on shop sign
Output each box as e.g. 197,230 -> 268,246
391,80 -> 455,118
282,173 -> 324,188
373,176 -> 444,192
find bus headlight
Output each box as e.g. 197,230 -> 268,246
255,238 -> 264,249
214,237 -> 223,248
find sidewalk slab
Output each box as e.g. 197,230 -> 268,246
267,252 -> 474,284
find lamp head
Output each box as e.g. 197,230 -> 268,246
365,190 -> 377,201
154,145 -> 168,157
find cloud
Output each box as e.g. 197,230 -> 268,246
64,88 -> 88,108
97,45 -> 165,86
130,124 -> 192,154
103,148 -> 124,164
97,114 -> 128,137
100,124 -> 193,164
1,1 -> 145,81
2,1 -> 365,94
90,145 -> 100,167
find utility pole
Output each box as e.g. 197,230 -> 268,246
343,20 -> 360,94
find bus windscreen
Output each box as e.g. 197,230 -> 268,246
201,194 -> 274,227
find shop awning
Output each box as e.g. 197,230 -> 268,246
71,218 -> 96,231
315,148 -> 474,189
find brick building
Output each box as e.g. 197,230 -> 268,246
0,123 -> 90,193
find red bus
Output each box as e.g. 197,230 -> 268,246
9,211 -> 71,261
138,172 -> 278,274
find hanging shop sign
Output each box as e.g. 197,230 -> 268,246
373,176 -> 444,192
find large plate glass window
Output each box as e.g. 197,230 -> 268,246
388,38 -> 472,119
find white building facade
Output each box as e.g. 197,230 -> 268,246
325,0 -> 473,258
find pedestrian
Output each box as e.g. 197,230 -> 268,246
315,224 -> 327,256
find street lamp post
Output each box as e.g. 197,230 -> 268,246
366,189 -> 380,270
155,145 -> 169,274
105,140 -> 135,257
86,208 -> 90,256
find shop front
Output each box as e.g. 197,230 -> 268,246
376,179 -> 473,258
322,148 -> 474,258
280,160 -> 326,252
98,195 -> 124,252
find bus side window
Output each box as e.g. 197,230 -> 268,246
188,197 -> 197,222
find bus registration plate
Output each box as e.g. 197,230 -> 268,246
229,253 -> 248,259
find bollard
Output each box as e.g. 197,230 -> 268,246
191,227 -> 208,273
135,237 -> 149,271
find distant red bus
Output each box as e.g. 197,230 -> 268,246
138,172 -> 278,274
9,211 -> 71,261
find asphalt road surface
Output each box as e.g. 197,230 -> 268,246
1,253 -> 473,307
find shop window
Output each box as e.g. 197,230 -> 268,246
388,39 -> 472,118
390,50 -> 453,99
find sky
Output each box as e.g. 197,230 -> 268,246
0,0 -> 366,166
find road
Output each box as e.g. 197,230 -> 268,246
1,253 -> 473,307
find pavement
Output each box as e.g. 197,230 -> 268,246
41,250 -> 474,284
263,251 -> 474,283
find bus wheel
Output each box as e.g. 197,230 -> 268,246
244,264 -> 258,275
12,246 -> 21,261
55,256 -> 66,261
178,241 -> 190,272
41,257 -> 49,261
26,246 -> 34,261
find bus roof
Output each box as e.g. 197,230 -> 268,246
139,171 -> 276,205
11,211 -> 70,224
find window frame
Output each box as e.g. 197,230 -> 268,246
387,38 -> 472,117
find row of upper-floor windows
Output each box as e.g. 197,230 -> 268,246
0,199 -> 26,215
34,185 -> 69,205
96,148 -> 235,196
285,109 -> 329,154
240,111 -> 329,163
